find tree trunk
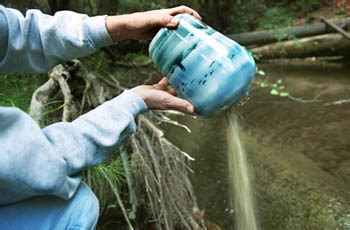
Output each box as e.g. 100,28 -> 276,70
229,18 -> 350,46
251,33 -> 350,59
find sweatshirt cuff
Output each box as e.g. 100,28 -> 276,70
112,90 -> 148,118
86,15 -> 114,49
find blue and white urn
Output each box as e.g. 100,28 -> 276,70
149,14 -> 256,117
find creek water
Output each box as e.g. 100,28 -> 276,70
164,61 -> 350,229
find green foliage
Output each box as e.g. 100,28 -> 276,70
39,100 -> 65,118
305,12 -> 317,23
291,0 -> 321,14
225,1 -> 266,33
336,7 -> 348,17
3,0 -> 334,35
250,0 -> 324,31
116,0 -> 166,13
256,70 -> 290,98
268,79 -> 289,97
82,51 -> 109,72
0,74 -> 46,111
258,6 -> 294,30
84,155 -> 126,208
122,52 -> 150,63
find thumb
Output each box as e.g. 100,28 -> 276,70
165,95 -> 195,114
165,16 -> 180,28
156,14 -> 179,28
153,77 -> 169,90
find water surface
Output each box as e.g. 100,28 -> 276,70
164,61 -> 350,229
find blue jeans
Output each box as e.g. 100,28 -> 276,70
0,183 -> 99,230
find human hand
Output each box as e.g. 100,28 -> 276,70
131,77 -> 195,114
106,5 -> 202,41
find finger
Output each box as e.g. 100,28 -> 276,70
144,13 -> 172,30
168,5 -> 202,20
164,16 -> 180,28
164,95 -> 195,114
153,77 -> 169,90
153,14 -> 176,27
157,77 -> 169,89
166,87 -> 176,96
155,14 -> 180,28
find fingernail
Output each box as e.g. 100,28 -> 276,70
170,18 -> 179,24
186,105 -> 194,113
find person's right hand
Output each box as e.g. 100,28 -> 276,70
131,77 -> 195,115
106,5 -> 202,41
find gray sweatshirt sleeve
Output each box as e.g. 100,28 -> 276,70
0,5 -> 114,73
0,90 -> 148,205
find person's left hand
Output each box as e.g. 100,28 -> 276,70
131,77 -> 195,114
106,5 -> 202,41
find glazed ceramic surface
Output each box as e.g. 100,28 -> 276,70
149,14 -> 256,117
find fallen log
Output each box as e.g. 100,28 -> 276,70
320,17 -> 350,40
229,18 -> 350,46
251,33 -> 350,59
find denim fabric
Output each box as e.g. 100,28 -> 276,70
0,183 -> 100,230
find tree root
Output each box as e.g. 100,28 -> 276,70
29,77 -> 60,126
29,60 -> 205,229
130,114 -> 205,229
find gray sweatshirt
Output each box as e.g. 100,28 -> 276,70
0,5 -> 148,205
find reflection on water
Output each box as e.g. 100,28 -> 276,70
163,114 -> 234,227
164,61 -> 350,229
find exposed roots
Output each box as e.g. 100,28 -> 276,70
29,77 -> 60,126
49,65 -> 79,122
130,114 -> 205,229
29,60 -> 205,229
